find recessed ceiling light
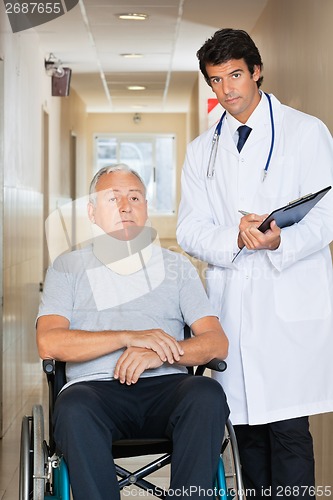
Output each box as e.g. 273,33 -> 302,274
120,53 -> 144,59
117,13 -> 148,21
127,85 -> 146,91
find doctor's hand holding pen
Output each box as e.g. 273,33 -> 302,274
237,210 -> 281,251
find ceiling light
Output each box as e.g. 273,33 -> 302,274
127,85 -> 146,91
117,13 -> 148,21
120,53 -> 144,59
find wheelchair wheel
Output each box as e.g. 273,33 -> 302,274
221,420 -> 245,500
19,415 -> 33,500
33,404 -> 46,500
52,456 -> 71,500
19,405 -> 47,500
216,456 -> 228,500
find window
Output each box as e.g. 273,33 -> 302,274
94,134 -> 176,214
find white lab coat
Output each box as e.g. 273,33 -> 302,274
177,94 -> 333,425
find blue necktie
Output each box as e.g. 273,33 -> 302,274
237,125 -> 252,152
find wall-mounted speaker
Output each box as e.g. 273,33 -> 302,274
51,68 -> 72,97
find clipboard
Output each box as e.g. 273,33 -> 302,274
232,185 -> 331,262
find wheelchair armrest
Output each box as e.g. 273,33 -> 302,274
194,358 -> 227,376
205,358 -> 227,372
43,358 -> 56,375
42,358 -> 67,454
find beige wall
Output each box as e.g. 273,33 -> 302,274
252,0 -> 333,487
253,0 -> 333,132
1,21 -> 46,435
0,6 -> 87,436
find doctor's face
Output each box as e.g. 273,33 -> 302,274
88,171 -> 148,238
206,58 -> 261,123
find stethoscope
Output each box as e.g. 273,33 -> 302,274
206,92 -> 275,182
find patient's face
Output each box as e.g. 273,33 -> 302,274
88,171 -> 148,238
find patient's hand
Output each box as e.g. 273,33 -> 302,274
125,329 -> 184,364
114,347 -> 163,385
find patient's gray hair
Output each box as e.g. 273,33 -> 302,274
89,164 -> 146,204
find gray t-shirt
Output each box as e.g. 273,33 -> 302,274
38,244 -> 216,390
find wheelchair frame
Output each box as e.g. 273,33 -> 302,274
20,354 -> 244,500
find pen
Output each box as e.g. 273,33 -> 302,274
238,210 -> 250,216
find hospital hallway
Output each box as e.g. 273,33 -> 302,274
1,0 -> 333,497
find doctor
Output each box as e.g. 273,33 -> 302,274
177,28 -> 333,499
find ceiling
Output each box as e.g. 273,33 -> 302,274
36,0 -> 269,113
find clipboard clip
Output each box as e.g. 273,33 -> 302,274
288,193 -> 313,205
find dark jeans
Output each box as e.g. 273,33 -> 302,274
234,417 -> 316,500
54,373 -> 229,500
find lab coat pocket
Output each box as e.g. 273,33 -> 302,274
273,259 -> 331,321
259,156 -> 296,205
205,266 -> 227,316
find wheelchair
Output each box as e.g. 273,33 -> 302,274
19,335 -> 244,500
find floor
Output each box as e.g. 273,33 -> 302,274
0,372 -> 170,500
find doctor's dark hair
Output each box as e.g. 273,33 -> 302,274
197,28 -> 264,88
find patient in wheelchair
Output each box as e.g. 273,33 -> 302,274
36,164 -> 229,499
